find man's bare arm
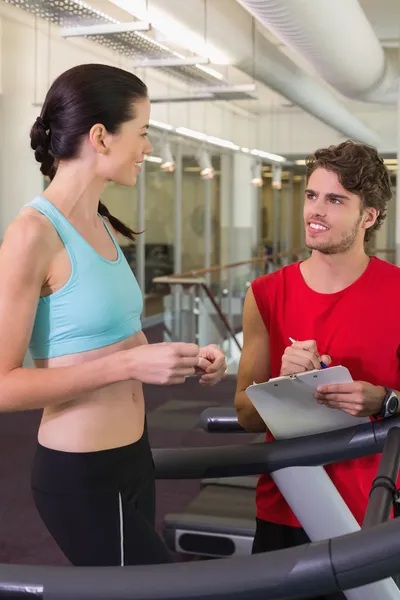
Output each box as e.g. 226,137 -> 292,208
234,287 -> 270,432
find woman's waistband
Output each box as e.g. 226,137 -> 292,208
31,424 -> 154,494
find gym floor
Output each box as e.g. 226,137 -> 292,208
0,324 -> 256,566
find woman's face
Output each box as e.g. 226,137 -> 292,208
95,96 -> 153,187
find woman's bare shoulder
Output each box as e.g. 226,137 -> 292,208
1,208 -> 60,267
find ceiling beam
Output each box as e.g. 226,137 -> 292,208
132,56 -> 210,68
60,21 -> 151,37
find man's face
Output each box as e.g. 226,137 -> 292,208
303,168 -> 375,255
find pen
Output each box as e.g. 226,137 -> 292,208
289,337 -> 328,369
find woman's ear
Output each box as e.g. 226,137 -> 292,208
88,123 -> 109,155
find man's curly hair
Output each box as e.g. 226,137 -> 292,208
305,140 -> 392,242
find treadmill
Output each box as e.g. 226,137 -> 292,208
162,405 -> 400,561
2,417 -> 400,600
163,407 -> 259,557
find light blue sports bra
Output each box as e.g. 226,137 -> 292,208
26,196 -> 143,360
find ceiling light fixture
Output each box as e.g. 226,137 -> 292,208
160,140 -> 175,172
251,162 -> 263,187
197,148 -> 215,179
148,124 -> 286,163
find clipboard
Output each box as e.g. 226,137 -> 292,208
245,366 -> 370,440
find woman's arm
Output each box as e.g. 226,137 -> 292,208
0,214 -> 199,412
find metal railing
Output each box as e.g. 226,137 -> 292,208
153,248 -> 309,371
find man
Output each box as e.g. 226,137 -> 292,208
235,140 -> 400,560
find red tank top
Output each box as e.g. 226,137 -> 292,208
251,257 -> 400,527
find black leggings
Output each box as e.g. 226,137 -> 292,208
31,424 -> 171,567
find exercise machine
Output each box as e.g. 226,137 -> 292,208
158,413 -> 400,599
163,407 -> 258,557
2,417 -> 400,599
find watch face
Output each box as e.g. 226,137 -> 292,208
387,394 -> 399,415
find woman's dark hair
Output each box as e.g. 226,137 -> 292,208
30,63 -> 148,241
305,140 -> 392,242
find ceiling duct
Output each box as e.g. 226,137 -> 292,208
109,0 -> 380,146
236,0 -> 399,105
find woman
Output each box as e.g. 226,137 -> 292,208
0,63 -> 226,567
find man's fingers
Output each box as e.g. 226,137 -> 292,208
196,357 -> 213,371
320,354 -> 332,366
292,339 -> 318,352
206,356 -> 226,373
317,396 -> 357,407
317,383 -> 359,394
286,348 -> 320,371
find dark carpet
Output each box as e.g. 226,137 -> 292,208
0,326 -> 256,566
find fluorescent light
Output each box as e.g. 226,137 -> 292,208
206,136 -> 240,150
176,128 -> 239,150
176,127 -> 207,142
108,0 -> 231,65
251,149 -> 286,163
145,155 -> 162,163
149,124 -> 286,162
149,119 -> 174,131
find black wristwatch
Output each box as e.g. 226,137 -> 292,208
376,388 -> 399,418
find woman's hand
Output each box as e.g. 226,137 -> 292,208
196,344 -> 227,386
125,342 -> 201,385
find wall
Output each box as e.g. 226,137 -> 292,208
258,106 -> 397,156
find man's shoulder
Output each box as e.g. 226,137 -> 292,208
370,257 -> 400,285
252,262 -> 298,292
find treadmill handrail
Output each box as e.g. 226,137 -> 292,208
154,416 -> 400,480
199,407 -> 246,432
2,518 -> 400,599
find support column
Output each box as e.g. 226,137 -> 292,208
272,188 -> 280,255
174,142 -> 182,273
204,178 -> 212,271
220,153 -> 233,267
286,171 -> 294,254
387,178 -> 396,258
221,153 -> 259,262
299,175 -> 306,250
137,161 -> 146,294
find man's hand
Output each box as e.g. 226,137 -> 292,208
280,339 -> 331,376
315,381 -> 386,417
196,344 -> 227,386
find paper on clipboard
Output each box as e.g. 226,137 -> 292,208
246,365 -> 370,440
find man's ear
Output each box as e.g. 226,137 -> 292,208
362,207 -> 379,231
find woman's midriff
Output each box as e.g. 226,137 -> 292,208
36,330 -> 147,453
